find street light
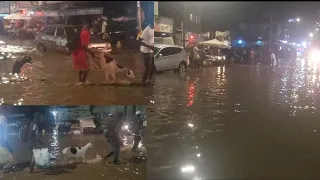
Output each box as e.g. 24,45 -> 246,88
309,33 -> 314,37
317,28 -> 319,31
288,18 -> 301,23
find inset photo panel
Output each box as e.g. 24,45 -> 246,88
0,1 -> 154,105
0,105 -> 147,180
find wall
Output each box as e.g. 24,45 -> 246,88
0,1 -> 10,13
184,2 -> 202,34
154,1 -> 158,16
158,2 -> 201,33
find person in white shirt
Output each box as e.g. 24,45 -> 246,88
139,24 -> 154,83
28,112 -> 44,173
271,51 -> 277,68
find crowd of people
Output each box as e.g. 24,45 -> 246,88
187,43 -> 297,69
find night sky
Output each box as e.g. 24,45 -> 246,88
201,2 -> 320,31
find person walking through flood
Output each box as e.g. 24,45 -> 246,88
249,48 -> 255,64
132,111 -> 144,152
71,21 -> 94,85
139,23 -> 155,84
102,112 -> 124,164
27,112 -> 44,173
270,50 -> 279,74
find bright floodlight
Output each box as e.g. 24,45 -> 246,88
309,33 -> 314,37
51,111 -> 57,116
181,165 -> 195,173
296,18 -> 300,22
317,29 -> 319,31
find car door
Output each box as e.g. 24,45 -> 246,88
43,26 -> 56,50
55,27 -> 68,52
167,47 -> 184,69
155,47 -> 173,71
155,47 -> 183,71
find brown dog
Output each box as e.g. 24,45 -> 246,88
90,48 -> 134,83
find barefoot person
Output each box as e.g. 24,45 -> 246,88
26,112 -> 44,173
139,24 -> 154,84
102,112 -> 123,164
72,21 -> 93,85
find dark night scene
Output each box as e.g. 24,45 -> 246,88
151,2 -> 320,180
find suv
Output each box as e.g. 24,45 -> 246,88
34,24 -> 110,53
154,44 -> 189,73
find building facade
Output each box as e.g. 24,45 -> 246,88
157,1 -> 202,47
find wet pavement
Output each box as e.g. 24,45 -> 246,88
149,59 -> 320,179
3,131 -> 146,180
0,36 -> 153,105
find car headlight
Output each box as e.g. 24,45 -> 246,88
311,50 -> 320,61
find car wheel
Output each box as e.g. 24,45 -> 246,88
175,62 -> 187,74
37,44 -> 46,52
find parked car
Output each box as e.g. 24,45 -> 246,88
34,24 -> 110,53
154,44 -> 189,73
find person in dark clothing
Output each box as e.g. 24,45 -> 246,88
102,112 -> 123,164
198,47 -> 206,67
28,112 -> 44,173
132,111 -> 144,152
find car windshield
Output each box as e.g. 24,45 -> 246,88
154,47 -> 161,55
65,27 -> 80,38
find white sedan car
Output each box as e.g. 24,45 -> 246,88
154,44 -> 189,73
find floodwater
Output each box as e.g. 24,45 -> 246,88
0,37 -> 152,105
149,58 -> 320,179
3,130 -> 146,180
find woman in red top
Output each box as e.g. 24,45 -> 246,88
72,21 -> 91,85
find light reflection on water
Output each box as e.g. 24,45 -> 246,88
6,131 -> 146,179
0,44 -> 152,105
150,59 -> 320,179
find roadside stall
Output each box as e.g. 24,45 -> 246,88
3,13 -> 35,39
198,39 -> 231,66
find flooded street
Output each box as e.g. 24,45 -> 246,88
3,132 -> 146,180
150,59 -> 320,179
0,37 -> 152,105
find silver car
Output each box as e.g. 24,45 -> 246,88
34,24 -> 109,53
154,44 -> 189,73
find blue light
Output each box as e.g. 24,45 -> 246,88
0,14 -> 9,17
256,40 -> 262,45
238,40 -> 243,44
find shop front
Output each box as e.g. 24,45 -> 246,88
154,16 -> 174,45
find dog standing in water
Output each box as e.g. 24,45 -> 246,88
91,48 -> 134,83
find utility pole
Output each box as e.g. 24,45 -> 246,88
137,1 -> 142,31
269,13 -> 273,51
182,2 -> 186,48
